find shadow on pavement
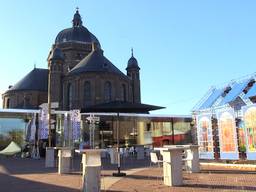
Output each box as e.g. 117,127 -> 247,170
0,173 -> 79,192
0,157 -> 57,175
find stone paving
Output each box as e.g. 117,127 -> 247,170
109,168 -> 256,192
0,156 -> 256,192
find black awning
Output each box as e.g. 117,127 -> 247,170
81,101 -> 165,113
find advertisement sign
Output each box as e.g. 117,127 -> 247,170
242,104 -> 256,160
216,108 -> 238,160
197,114 -> 214,159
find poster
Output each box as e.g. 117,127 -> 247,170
216,108 -> 238,160
197,114 -> 214,159
242,104 -> 256,160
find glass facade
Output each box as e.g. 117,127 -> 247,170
197,115 -> 213,153
218,112 -> 236,152
0,116 -> 28,150
0,111 -> 192,151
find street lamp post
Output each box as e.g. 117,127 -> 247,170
113,112 -> 126,177
45,65 -> 55,168
48,65 -> 52,147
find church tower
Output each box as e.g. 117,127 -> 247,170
126,49 -> 141,103
48,47 -> 64,107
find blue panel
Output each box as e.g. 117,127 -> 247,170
246,152 -> 256,160
244,82 -> 256,99
220,80 -> 250,105
199,89 -> 223,110
199,152 -> 214,159
220,152 -> 239,160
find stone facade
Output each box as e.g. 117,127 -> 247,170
2,90 -> 48,109
2,10 -> 141,110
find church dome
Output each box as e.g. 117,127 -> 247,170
55,9 -> 101,48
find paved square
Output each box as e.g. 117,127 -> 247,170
0,157 -> 256,192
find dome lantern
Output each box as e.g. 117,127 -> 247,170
72,7 -> 82,27
55,9 -> 101,47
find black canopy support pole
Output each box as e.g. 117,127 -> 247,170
113,112 -> 126,177
171,117 -> 175,145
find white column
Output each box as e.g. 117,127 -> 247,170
58,148 -> 72,174
78,149 -> 102,192
45,147 -> 55,167
109,148 -> 118,164
162,148 -> 183,186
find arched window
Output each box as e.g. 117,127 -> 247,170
121,84 -> 126,101
6,98 -> 10,108
104,81 -> 112,102
67,83 -> 74,109
84,81 -> 91,105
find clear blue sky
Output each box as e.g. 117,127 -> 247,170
1,1 -> 256,115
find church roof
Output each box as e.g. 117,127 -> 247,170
6,68 -> 48,93
55,9 -> 101,48
69,49 -> 128,79
81,101 -> 165,114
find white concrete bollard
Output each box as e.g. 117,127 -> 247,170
58,149 -> 72,174
76,149 -> 103,192
162,148 -> 183,186
45,147 -> 55,168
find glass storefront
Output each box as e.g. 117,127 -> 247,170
0,111 -> 31,150
0,111 -> 192,151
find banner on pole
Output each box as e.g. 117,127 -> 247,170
39,106 -> 49,139
71,110 -> 81,140
25,120 -> 32,142
197,114 -> 214,159
30,113 -> 36,141
216,108 -> 238,160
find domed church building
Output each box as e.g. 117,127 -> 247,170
2,9 -> 142,110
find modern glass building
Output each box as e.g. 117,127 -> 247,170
0,109 -> 36,150
0,109 -> 192,153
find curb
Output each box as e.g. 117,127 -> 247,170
200,162 -> 256,171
